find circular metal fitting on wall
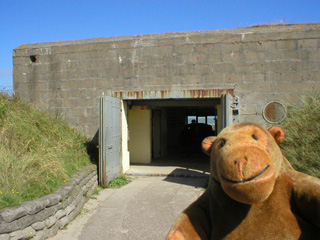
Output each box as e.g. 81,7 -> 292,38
262,101 -> 287,124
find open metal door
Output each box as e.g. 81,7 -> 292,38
99,96 -> 121,187
220,93 -> 238,130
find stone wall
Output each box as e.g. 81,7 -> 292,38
0,165 -> 97,240
13,24 -> 320,137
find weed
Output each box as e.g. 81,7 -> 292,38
92,186 -> 104,196
106,175 -> 131,188
80,208 -> 90,215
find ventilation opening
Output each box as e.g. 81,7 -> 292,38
30,55 -> 37,63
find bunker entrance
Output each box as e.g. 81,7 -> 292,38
99,90 -> 235,183
128,98 -> 220,165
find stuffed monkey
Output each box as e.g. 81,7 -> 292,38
166,122 -> 320,240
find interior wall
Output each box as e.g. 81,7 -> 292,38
128,106 -> 152,164
160,108 -> 168,157
121,100 -> 130,173
167,109 -> 186,154
152,109 -> 161,159
152,108 -> 168,159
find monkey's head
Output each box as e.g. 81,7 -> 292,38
202,123 -> 286,204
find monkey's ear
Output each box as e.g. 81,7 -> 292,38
202,136 -> 217,156
267,126 -> 285,145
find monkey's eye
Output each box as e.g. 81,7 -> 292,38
252,134 -> 259,140
220,139 -> 226,147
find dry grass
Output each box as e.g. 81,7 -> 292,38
0,93 -> 92,209
280,93 -> 320,178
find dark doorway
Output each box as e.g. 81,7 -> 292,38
129,98 -> 219,165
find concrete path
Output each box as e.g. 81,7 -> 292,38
48,175 -> 208,240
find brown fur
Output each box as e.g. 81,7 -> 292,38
166,123 -> 320,240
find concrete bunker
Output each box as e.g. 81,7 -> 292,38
12,24 -> 320,185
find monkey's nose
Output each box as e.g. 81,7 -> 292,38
233,157 -> 248,179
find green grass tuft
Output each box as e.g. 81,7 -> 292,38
106,175 -> 131,188
280,93 -> 320,178
0,93 -> 93,209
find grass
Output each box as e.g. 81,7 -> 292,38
0,93 -> 93,209
106,175 -> 131,188
89,176 -> 131,200
280,93 -> 320,178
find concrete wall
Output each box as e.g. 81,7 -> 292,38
13,24 -> 320,137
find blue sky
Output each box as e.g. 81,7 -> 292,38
1,0 -> 320,91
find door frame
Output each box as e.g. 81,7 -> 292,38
112,89 -> 237,173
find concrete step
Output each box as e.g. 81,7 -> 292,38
126,165 -> 210,178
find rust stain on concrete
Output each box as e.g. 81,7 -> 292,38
114,89 -> 234,100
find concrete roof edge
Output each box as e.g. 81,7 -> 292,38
14,23 -> 320,50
